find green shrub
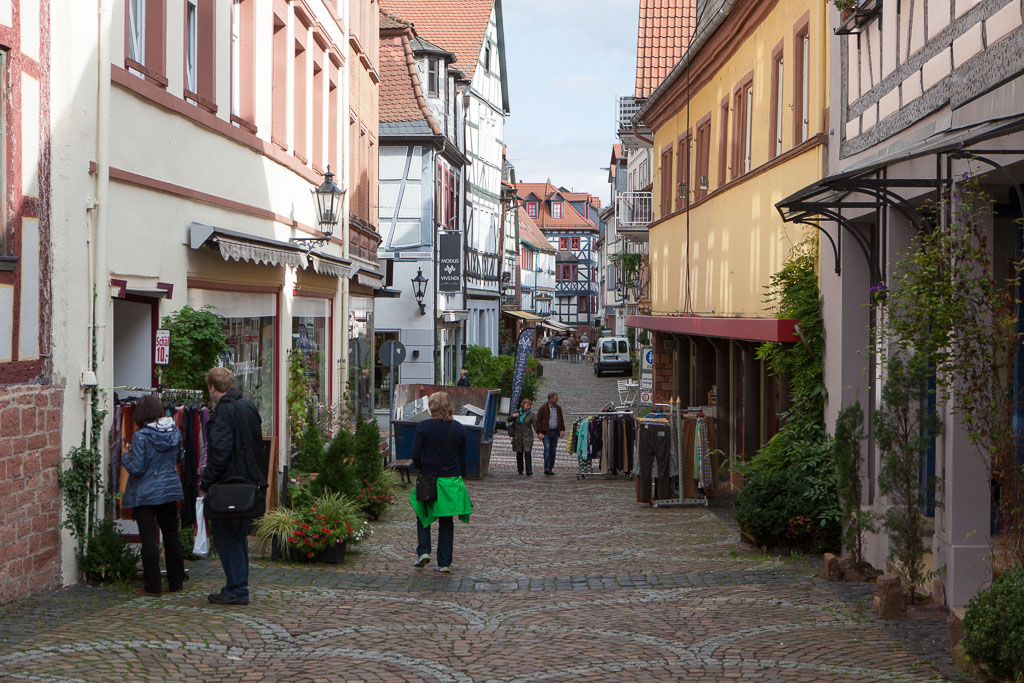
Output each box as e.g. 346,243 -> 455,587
962,568 -> 1024,681
464,345 -> 539,401
310,427 -> 358,499
735,464 -> 841,553
158,305 -> 228,397
78,518 -> 139,585
353,419 -> 383,485
291,419 -> 326,473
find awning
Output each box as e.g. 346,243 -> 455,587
310,254 -> 352,279
351,268 -> 385,289
541,319 -> 574,332
502,310 -> 544,321
190,222 -> 357,278
625,314 -> 799,343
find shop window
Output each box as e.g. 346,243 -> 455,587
292,296 -> 330,412
374,330 -> 399,410
188,289 -> 277,436
349,297 -> 374,420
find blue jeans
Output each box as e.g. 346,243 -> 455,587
416,516 -> 454,568
210,517 -> 251,598
543,431 -> 560,471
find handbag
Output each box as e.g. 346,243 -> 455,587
416,422 -> 456,504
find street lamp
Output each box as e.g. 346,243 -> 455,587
411,267 -> 428,315
290,166 -> 346,253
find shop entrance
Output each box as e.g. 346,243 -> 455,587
112,296 -> 157,388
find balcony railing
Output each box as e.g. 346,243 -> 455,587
616,96 -> 649,133
615,191 -> 653,228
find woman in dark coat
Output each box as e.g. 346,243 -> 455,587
510,398 -> 536,476
123,394 -> 185,596
409,391 -> 472,573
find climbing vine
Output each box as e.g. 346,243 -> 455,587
882,173 -> 1024,567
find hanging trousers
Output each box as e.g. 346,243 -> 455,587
638,425 -> 672,500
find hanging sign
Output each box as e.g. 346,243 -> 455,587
438,231 -> 462,292
155,329 -> 170,365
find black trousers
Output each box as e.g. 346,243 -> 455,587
516,451 -> 533,474
638,426 -> 672,501
134,501 -> 186,593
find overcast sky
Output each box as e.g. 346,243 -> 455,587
502,0 -> 639,206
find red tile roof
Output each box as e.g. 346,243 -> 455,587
379,0 -> 494,82
378,28 -> 441,134
518,207 -> 557,253
516,182 -> 599,232
635,0 -> 697,98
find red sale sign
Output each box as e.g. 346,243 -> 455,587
155,329 -> 170,365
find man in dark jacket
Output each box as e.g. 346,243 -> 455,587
201,367 -> 266,605
535,392 -> 565,475
456,369 -> 470,387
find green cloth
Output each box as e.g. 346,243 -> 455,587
409,476 -> 473,527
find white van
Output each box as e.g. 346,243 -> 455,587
594,336 -> 632,377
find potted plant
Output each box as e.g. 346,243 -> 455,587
259,491 -> 365,563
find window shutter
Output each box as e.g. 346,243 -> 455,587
198,0 -> 216,102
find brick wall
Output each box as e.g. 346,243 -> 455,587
652,331 -> 675,404
0,384 -> 64,603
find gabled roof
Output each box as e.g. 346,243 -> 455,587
380,0 -> 495,83
518,208 -> 557,253
379,8 -> 409,30
516,182 -> 599,232
378,27 -> 441,136
635,0 -> 697,98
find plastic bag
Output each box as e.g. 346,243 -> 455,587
193,497 -> 210,556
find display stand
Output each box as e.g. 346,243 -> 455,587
569,410 -> 635,479
639,402 -> 717,508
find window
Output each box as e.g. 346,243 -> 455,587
676,133 -> 690,211
551,201 -> 563,219
271,11 -> 287,146
718,98 -> 729,187
328,62 -> 339,172
770,44 -> 784,157
732,77 -> 753,179
125,0 -> 166,84
559,264 -> 576,281
559,237 -> 569,250
292,297 -> 331,411
312,52 -> 325,171
526,201 -> 538,218
591,296 -> 598,313
427,58 -> 440,97
484,43 -> 491,74
571,237 -> 580,250
794,22 -> 810,144
660,144 -> 673,216
293,16 -> 309,162
695,118 -> 711,200
185,0 -> 197,92
519,249 -> 534,271
230,0 -> 256,124
578,296 -> 588,313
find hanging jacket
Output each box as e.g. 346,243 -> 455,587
123,416 -> 185,508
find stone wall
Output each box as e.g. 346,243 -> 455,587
0,384 -> 64,603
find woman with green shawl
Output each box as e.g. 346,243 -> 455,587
409,391 -> 472,572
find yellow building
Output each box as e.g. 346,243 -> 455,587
626,0 -> 828,476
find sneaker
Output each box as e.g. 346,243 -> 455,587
207,591 -> 249,605
436,566 -> 450,573
413,554 -> 431,568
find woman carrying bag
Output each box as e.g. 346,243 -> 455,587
122,394 -> 186,597
510,397 -> 536,476
409,391 -> 472,573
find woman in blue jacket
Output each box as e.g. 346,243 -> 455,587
123,394 -> 185,596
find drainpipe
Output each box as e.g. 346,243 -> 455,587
89,0 -> 112,451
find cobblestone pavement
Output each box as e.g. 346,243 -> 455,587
0,360 -> 959,681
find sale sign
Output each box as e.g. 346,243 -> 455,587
155,329 -> 170,365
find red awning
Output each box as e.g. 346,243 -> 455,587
625,314 -> 800,343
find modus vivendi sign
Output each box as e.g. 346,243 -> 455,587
438,232 -> 462,292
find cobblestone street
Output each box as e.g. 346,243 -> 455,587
0,361 -> 958,681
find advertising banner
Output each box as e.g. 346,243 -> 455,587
438,232 -> 462,292
508,327 -> 536,412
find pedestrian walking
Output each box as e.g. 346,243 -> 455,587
201,367 -> 267,605
535,392 -> 565,475
122,394 -> 185,597
456,368 -> 471,387
509,397 -> 536,475
410,391 -> 472,572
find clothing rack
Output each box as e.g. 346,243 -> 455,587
568,411 -> 636,479
637,402 -> 710,508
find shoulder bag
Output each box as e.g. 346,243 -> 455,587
206,402 -> 268,519
416,421 -> 456,504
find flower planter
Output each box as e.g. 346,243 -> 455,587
270,534 -> 347,564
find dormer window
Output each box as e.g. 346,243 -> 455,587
427,58 -> 440,97
484,44 -> 491,74
551,201 -> 563,219
527,201 -> 538,218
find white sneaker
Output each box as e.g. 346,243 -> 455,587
413,554 -> 430,568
